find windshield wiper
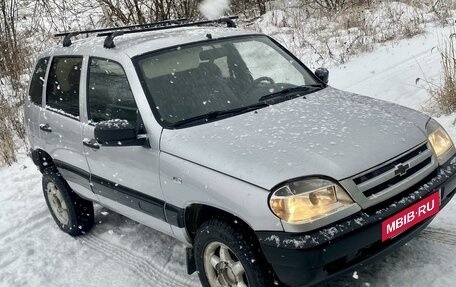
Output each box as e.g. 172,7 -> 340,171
171,102 -> 268,128
258,84 -> 325,103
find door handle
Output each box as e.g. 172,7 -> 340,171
83,138 -> 100,150
39,123 -> 52,132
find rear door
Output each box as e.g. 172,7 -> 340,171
82,57 -> 172,235
41,56 -> 93,199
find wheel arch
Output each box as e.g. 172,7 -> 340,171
184,203 -> 257,243
31,148 -> 56,173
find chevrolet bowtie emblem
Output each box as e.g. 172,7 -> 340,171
394,163 -> 410,176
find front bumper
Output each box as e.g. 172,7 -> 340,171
256,155 -> 456,287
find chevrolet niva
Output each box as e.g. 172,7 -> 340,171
25,18 -> 456,287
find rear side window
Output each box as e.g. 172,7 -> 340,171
87,58 -> 138,125
29,57 -> 49,106
46,56 -> 83,118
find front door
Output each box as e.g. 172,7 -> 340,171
82,57 -> 172,235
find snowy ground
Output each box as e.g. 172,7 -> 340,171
2,25 -> 456,287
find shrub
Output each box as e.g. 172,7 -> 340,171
420,33 -> 456,114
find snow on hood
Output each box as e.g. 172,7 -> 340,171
160,87 -> 430,190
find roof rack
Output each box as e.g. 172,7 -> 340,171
54,18 -> 187,47
99,16 -> 238,49
55,16 -> 238,49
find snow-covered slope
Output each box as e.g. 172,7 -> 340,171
1,25 -> 456,287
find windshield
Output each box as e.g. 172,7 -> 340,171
135,36 -> 321,127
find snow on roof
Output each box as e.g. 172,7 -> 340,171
39,26 -> 261,59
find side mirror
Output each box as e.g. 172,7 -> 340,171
315,67 -> 329,84
94,120 -> 146,147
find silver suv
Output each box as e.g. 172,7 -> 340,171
25,17 -> 456,287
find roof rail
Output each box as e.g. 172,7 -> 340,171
99,16 -> 239,49
54,18 -> 187,47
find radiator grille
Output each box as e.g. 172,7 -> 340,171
353,143 -> 433,197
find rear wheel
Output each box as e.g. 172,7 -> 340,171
194,219 -> 275,287
42,167 -> 94,236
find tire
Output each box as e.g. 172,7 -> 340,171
194,218 -> 275,287
42,167 -> 94,236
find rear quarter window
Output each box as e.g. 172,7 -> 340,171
29,57 -> 49,106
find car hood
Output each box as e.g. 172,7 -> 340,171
160,87 -> 430,190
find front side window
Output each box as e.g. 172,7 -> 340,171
46,56 -> 82,118
29,57 -> 49,106
87,58 -> 138,126
135,36 -> 320,127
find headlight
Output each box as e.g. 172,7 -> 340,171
269,178 -> 355,224
426,118 -> 454,164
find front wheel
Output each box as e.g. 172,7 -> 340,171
194,219 -> 275,287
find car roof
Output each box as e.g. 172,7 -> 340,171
39,26 -> 262,60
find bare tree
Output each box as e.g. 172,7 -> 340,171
172,0 -> 199,19
230,0 -> 267,17
0,0 -> 27,165
96,0 -> 200,25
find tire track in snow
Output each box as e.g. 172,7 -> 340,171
81,234 -> 201,287
343,49 -> 432,91
0,209 -> 49,243
420,227 -> 456,246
